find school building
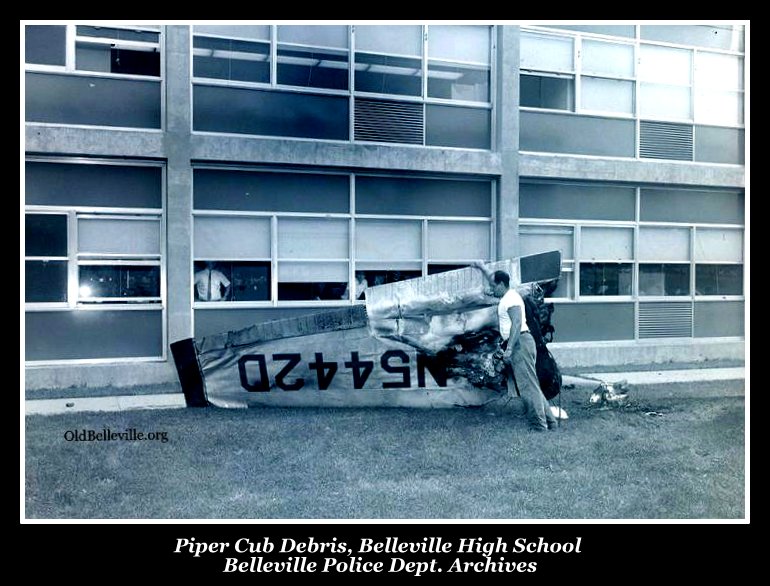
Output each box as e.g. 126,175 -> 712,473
24,24 -> 746,389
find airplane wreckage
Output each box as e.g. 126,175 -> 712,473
171,251 -> 565,409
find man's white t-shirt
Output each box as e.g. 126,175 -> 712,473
498,288 -> 529,341
194,268 -> 231,301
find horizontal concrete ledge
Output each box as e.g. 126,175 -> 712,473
520,152 -> 745,188
25,124 -> 166,159
24,361 -> 181,391
192,134 -> 503,175
26,393 -> 186,416
565,367 -> 745,388
550,338 -> 744,370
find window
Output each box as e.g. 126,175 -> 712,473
580,263 -> 633,296
427,25 -> 490,103
25,213 -> 68,304
696,265 -> 742,296
277,25 -> 349,91
192,169 -> 494,307
639,44 -> 692,121
26,25 -> 67,66
520,32 -> 575,111
695,52 -> 744,126
25,25 -> 162,77
191,25 -> 492,148
639,264 -> 690,296
520,225 -> 575,299
77,215 -> 162,303
579,40 -> 635,115
75,26 -> 160,76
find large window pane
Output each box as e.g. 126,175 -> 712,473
25,261 -> 68,303
520,74 -> 574,110
26,214 -> 67,257
193,25 -> 270,41
356,220 -> 421,260
428,25 -> 490,64
194,169 -> 349,214
639,45 -> 691,84
356,176 -> 491,217
694,229 -> 743,262
278,25 -> 348,48
354,52 -> 422,96
520,226 -> 574,260
521,32 -> 574,71
78,218 -> 160,255
26,25 -> 66,66
695,90 -> 743,126
639,264 -> 690,296
641,25 -> 744,52
580,263 -> 633,296
520,183 -> 636,221
581,77 -> 633,114
277,46 -> 348,90
428,62 -> 490,102
425,104 -> 491,148
355,25 -> 422,56
427,221 -> 490,260
193,85 -> 349,140
79,265 -> 160,299
278,218 -> 348,259
26,162 -> 162,209
193,36 -> 270,83
194,216 -> 270,260
639,83 -> 691,120
639,227 -> 690,261
582,40 -> 634,78
695,265 -> 743,296
695,53 -> 743,90
640,189 -> 744,224
580,227 -> 633,261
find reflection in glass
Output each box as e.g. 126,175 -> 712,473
639,264 -> 690,296
580,263 -> 633,296
355,53 -> 422,96
79,265 -> 160,300
695,265 -> 743,296
277,46 -> 348,90
26,261 -> 68,303
193,36 -> 270,83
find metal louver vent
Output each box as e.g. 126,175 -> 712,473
639,121 -> 693,161
638,302 -> 693,339
354,98 -> 424,145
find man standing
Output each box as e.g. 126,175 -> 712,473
472,261 -> 558,432
194,262 -> 231,302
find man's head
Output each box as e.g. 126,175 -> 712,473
491,270 -> 510,298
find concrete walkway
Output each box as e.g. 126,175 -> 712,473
25,367 -> 745,416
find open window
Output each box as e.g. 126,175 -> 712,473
75,26 -> 160,77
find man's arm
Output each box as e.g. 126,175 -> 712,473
507,305 -> 523,349
470,260 -> 495,287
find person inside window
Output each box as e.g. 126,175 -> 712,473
194,261 -> 231,302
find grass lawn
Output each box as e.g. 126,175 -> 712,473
24,381 -> 745,520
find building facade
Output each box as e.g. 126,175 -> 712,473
24,24 -> 746,389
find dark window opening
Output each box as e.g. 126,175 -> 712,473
277,46 -> 349,90
580,263 -> 633,296
79,265 -> 160,300
359,270 -> 422,287
278,282 -> 348,301
639,264 -> 690,296
26,261 -> 68,303
355,53 -> 422,96
76,44 -> 160,77
25,214 -> 67,257
193,36 -> 270,83
520,74 -> 574,110
695,265 -> 743,296
428,264 -> 468,275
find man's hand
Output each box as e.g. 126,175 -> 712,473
470,260 -> 486,270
